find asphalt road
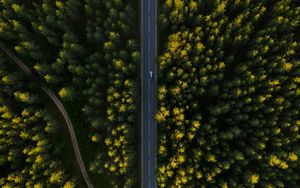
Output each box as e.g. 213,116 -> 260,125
141,0 -> 157,187
0,43 -> 94,188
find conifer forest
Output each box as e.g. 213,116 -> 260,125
0,0 -> 300,187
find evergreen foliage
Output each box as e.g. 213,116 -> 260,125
157,0 -> 300,187
0,59 -> 75,187
0,0 -> 139,186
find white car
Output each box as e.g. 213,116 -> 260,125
149,71 -> 153,79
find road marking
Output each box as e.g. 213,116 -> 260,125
148,86 -> 151,111
148,158 -> 151,175
148,139 -> 151,181
148,55 -> 151,71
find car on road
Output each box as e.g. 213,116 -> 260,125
149,71 -> 153,79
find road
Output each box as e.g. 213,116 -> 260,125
0,43 -> 94,188
141,0 -> 157,187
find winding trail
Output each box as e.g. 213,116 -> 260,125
0,42 -> 94,188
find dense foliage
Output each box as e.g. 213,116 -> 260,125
157,0 -> 300,187
0,58 -> 76,187
0,0 -> 139,187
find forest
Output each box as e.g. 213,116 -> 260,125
0,0 -> 139,187
1,0 -> 300,187
157,0 -> 300,187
